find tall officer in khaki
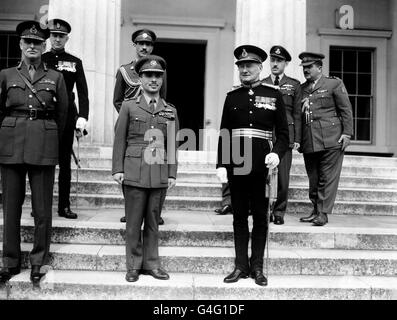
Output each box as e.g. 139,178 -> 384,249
113,29 -> 166,224
112,55 -> 179,282
262,45 -> 302,225
298,52 -> 353,226
42,19 -> 90,219
0,21 -> 68,284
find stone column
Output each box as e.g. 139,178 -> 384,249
388,0 -> 397,155
235,0 -> 307,83
48,0 -> 121,145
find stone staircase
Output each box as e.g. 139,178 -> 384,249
1,147 -> 397,300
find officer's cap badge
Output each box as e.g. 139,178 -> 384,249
275,48 -> 281,55
241,49 -> 248,58
150,60 -> 157,66
142,33 -> 148,39
30,25 -> 37,34
56,22 -> 61,29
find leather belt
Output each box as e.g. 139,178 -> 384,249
232,128 -> 273,140
5,109 -> 55,120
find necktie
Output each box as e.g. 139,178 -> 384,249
149,99 -> 156,113
274,75 -> 280,86
28,65 -> 36,81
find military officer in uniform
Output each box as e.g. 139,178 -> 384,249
42,19 -> 89,219
112,55 -> 179,282
0,21 -> 68,284
298,52 -> 353,226
113,29 -> 166,224
217,45 -> 289,286
262,45 -> 302,225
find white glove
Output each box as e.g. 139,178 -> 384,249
76,117 -> 87,131
265,152 -> 280,169
216,167 -> 228,183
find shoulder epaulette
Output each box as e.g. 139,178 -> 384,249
227,85 -> 242,94
287,76 -> 301,84
326,76 -> 341,80
261,82 -> 279,90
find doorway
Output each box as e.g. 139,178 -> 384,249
154,40 -> 206,150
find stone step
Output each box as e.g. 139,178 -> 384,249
2,271 -> 397,300
28,181 -> 397,202
75,158 -> 397,178
76,147 -> 397,167
56,168 -> 397,189
15,194 -> 397,215
1,243 -> 396,277
3,212 -> 397,250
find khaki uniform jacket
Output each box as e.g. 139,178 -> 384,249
0,62 -> 69,165
112,95 -> 179,188
300,75 -> 353,153
262,75 -> 302,147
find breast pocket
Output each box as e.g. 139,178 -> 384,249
281,90 -> 294,107
36,83 -> 57,106
0,117 -> 17,156
130,115 -> 147,135
124,146 -> 142,182
43,120 -> 59,159
6,82 -> 26,107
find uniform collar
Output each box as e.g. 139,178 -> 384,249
271,73 -> 284,84
241,79 -> 261,89
143,93 -> 160,106
51,48 -> 66,54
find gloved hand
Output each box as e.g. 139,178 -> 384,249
338,134 -> 351,151
265,152 -> 280,169
168,178 -> 176,190
216,167 -> 228,183
113,173 -> 124,185
76,117 -> 87,131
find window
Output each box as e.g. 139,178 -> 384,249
0,32 -> 21,70
329,46 -> 374,143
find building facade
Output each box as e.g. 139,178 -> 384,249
1,0 -> 396,155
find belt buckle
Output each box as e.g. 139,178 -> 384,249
29,109 -> 38,120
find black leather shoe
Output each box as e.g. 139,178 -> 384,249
251,269 -> 268,286
274,216 -> 284,225
215,205 -> 233,215
125,269 -> 140,282
120,216 -> 126,223
58,207 -> 78,219
312,212 -> 328,226
30,211 -> 34,217
223,268 -> 249,283
299,211 -> 318,223
269,213 -> 274,223
159,217 -> 164,225
30,265 -> 44,284
0,267 -> 20,283
141,268 -> 170,280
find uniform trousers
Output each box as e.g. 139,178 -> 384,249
123,185 -> 167,271
58,113 -> 76,211
221,183 -> 231,207
272,148 -> 292,217
303,149 -> 344,215
228,172 -> 269,273
1,164 -> 55,268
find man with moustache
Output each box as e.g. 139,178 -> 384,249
0,21 -> 68,284
112,55 -> 178,282
42,19 -> 90,220
113,29 -> 166,224
216,45 -> 289,286
298,52 -> 353,226
262,45 -> 302,225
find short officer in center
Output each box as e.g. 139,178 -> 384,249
262,45 -> 302,225
216,45 -> 289,286
112,55 -> 179,282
